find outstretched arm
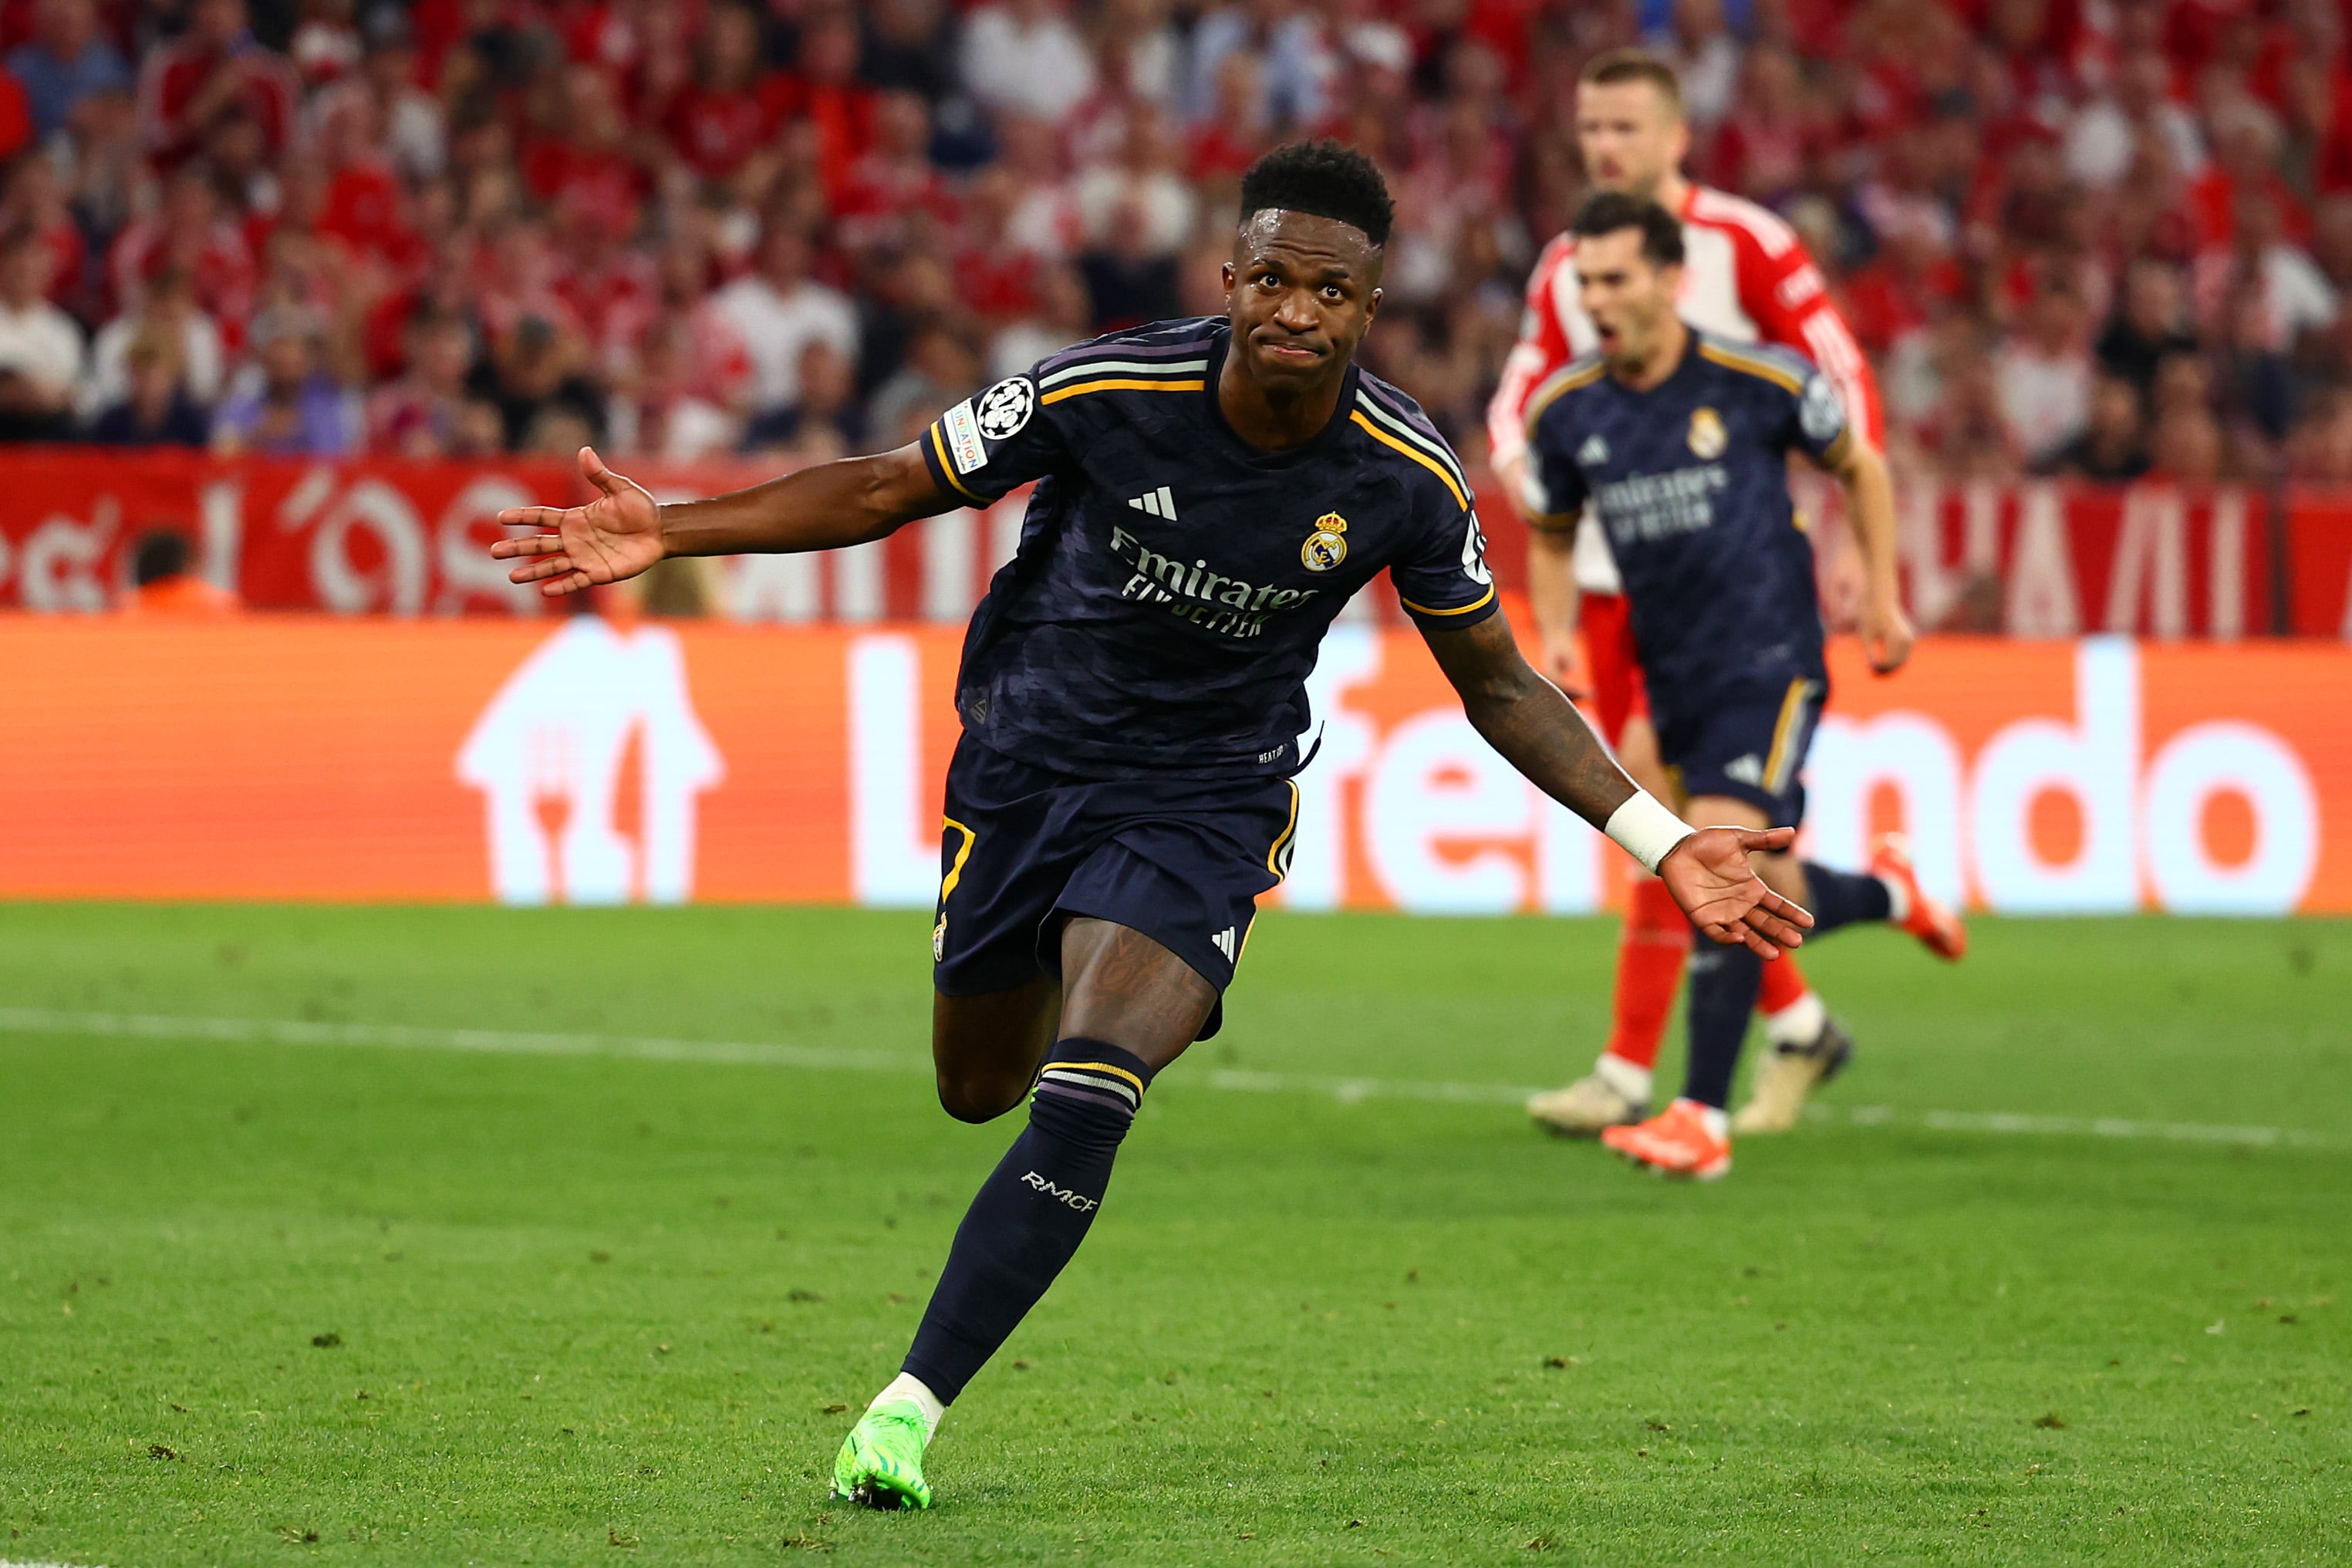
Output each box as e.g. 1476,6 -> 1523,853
492,443 -> 957,598
1419,612 -> 1814,957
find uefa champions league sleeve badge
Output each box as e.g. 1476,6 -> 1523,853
1301,513 -> 1348,572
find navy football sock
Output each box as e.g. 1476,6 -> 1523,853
901,1040 -> 1152,1405
1681,940 -> 1765,1110
1802,862 -> 1894,933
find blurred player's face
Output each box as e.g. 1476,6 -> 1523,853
1222,210 -> 1382,395
1576,80 -> 1689,199
1574,227 -> 1681,372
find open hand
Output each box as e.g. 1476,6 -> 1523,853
491,446 -> 664,598
1659,826 -> 1816,958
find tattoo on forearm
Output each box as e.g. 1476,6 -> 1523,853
1427,616 -> 1635,829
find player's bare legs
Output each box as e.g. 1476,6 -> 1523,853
1055,917 -> 1219,1071
1603,794 -> 1938,1173
1531,711 -> 1831,1135
838,918 -> 1213,1508
931,980 -> 1061,1123
928,916 -> 1218,1122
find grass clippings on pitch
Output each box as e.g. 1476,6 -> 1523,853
1,903 -> 2347,1566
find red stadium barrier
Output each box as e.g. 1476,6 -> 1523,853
11,453 -> 2352,639
0,616 -> 2344,914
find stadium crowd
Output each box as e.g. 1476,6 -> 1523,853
3,0 -> 2352,488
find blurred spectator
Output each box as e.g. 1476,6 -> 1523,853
2062,46 -> 2206,194
1649,0 -> 1740,130
1183,0 -> 1334,130
2192,192 -> 2337,352
2211,288 -> 2296,450
714,226 -> 858,424
746,337 -> 864,458
1075,103 -> 1193,257
137,0 -> 299,170
0,228 -> 83,439
2,152 -> 87,315
83,268 -> 226,419
961,0 -> 1095,127
989,262 -> 1092,379
607,309 -> 742,461
2097,261 -> 2198,398
106,167 -> 258,340
1994,285 -> 2094,466
0,0 -> 2346,490
120,528 -> 238,615
866,324 -> 977,447
366,311 -> 478,456
1084,0 -> 1182,112
7,0 -> 132,143
2149,403 -> 2228,484
862,0 -> 962,107
211,306 -> 360,455
474,312 -> 603,452
88,330 -> 211,447
994,112 -> 1081,260
2036,374 -> 2150,483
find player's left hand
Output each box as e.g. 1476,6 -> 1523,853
1860,592 -> 1915,675
1659,827 -> 1816,959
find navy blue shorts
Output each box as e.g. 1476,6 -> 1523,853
931,736 -> 1300,1040
1657,676 -> 1826,830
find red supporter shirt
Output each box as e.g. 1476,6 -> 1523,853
665,80 -> 781,180
137,36 -> 297,166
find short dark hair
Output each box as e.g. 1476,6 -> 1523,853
1238,140 -> 1395,248
1571,191 -> 1685,268
1580,48 -> 1685,117
132,529 -> 194,587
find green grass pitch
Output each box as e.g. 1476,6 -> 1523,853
2,903 -> 2347,1566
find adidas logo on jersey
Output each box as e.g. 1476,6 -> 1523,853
1211,926 -> 1237,961
1578,433 -> 1609,466
1127,485 -> 1178,520
1724,754 -> 1765,787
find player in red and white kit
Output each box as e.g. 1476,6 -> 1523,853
1488,50 -> 1957,1140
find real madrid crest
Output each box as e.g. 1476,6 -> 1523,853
1301,511 -> 1348,572
1688,406 -> 1726,460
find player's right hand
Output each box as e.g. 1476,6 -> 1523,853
1659,826 -> 1815,959
491,446 -> 665,597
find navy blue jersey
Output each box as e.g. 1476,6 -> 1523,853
918,318 -> 1497,781
1522,329 -> 1850,727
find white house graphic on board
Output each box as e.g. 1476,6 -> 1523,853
457,618 -> 724,905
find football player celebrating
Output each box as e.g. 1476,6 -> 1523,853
492,143 -> 1814,1511
1524,193 -> 1961,1181
1487,48 -> 1948,1139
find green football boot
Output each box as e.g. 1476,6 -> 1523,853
830,1401 -> 934,1510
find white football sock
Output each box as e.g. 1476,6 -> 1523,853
1675,1098 -> 1731,1141
1594,1051 -> 1653,1105
869,1371 -> 944,1445
1762,990 -> 1827,1047
1880,873 -> 1912,925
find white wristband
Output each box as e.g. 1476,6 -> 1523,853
1604,791 -> 1695,875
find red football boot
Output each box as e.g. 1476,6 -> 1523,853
1870,833 -> 1966,961
1600,1099 -> 1733,1181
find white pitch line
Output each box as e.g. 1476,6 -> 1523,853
1,1007 -> 2342,1153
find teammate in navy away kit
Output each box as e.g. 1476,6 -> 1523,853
1524,193 -> 1962,1181
492,144 -> 1813,1509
